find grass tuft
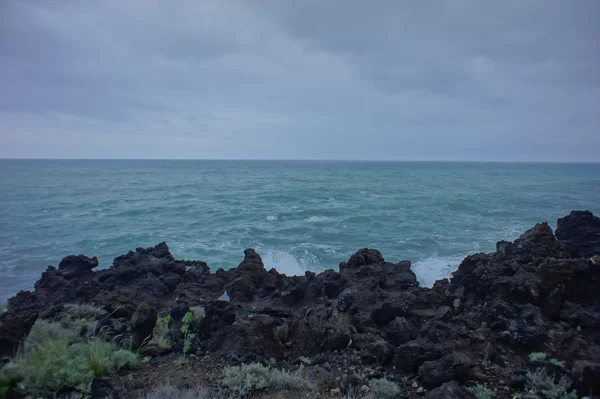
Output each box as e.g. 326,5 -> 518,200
223,363 -> 312,395
525,368 -> 576,399
528,352 -> 547,363
369,378 -> 400,399
140,384 -> 234,399
467,383 -> 496,399
4,320 -> 139,397
148,314 -> 172,349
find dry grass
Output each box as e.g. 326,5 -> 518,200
140,384 -> 235,399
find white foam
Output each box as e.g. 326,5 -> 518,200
262,250 -> 305,276
412,254 -> 465,288
306,216 -> 330,223
266,215 -> 278,221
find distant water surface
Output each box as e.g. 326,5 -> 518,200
1,160 -> 599,301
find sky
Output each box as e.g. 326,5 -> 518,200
1,1 -> 599,161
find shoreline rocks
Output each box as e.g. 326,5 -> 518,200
1,210 -> 599,397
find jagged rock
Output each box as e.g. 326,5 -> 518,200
425,381 -> 477,398
0,211 -> 599,398
0,291 -> 38,358
58,254 -> 99,274
556,210 -> 600,258
418,352 -> 475,388
91,377 -> 120,399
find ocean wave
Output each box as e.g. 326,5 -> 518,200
266,215 -> 278,222
306,216 -> 330,223
412,254 -> 465,287
261,250 -> 305,276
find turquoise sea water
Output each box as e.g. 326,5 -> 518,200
1,160 -> 599,301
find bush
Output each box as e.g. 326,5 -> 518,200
6,320 -> 139,396
149,314 -> 172,349
63,303 -> 107,321
369,378 -> 400,399
548,358 -> 564,368
528,352 -> 547,363
140,384 -> 233,399
525,368 -> 576,399
223,363 -> 312,395
467,384 -> 496,399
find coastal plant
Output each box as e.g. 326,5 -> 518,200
528,352 -> 547,363
180,311 -> 196,355
6,319 -> 140,396
0,373 -> 11,399
223,363 -> 311,395
298,356 -> 312,365
467,383 -> 496,399
189,305 -> 205,320
149,314 -> 172,349
548,358 -> 564,368
525,368 -> 577,399
63,303 -> 107,321
369,378 -> 400,399
140,384 -> 235,399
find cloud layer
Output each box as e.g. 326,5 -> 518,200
1,0 -> 599,161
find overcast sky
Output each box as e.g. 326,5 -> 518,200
1,1 -> 599,161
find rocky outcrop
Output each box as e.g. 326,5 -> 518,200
1,210 -> 599,395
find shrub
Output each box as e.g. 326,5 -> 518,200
63,303 -> 107,320
528,352 -> 547,363
149,314 -> 172,349
525,368 -> 576,399
223,363 -> 311,395
369,378 -> 400,399
180,311 -> 196,355
6,320 -> 139,396
467,384 -> 496,399
548,358 -> 564,368
140,384 -> 234,399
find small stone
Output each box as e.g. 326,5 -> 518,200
412,382 -> 419,388
417,387 -> 424,393
481,322 -> 488,328
360,385 -> 370,393
323,361 -> 331,371
591,255 -> 600,264
453,298 -> 461,309
285,341 -> 293,348
577,326 -> 582,333
143,356 -> 152,362
330,388 -> 341,395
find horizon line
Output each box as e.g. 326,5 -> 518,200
0,157 -> 599,164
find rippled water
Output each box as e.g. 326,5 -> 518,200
1,160 -> 599,301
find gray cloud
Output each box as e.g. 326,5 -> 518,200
1,0 -> 599,161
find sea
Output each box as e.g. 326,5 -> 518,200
1,160 -> 599,302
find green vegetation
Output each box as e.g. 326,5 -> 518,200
298,356 -> 312,365
223,363 -> 312,396
180,311 -> 197,354
149,314 -> 172,349
528,352 -> 547,363
548,358 -> 564,368
467,383 -> 496,399
140,384 -> 234,399
189,305 -> 205,320
63,303 -> 107,321
0,319 -> 139,397
525,368 -> 576,399
369,378 -> 400,399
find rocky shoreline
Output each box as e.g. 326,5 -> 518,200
1,210 -> 599,398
